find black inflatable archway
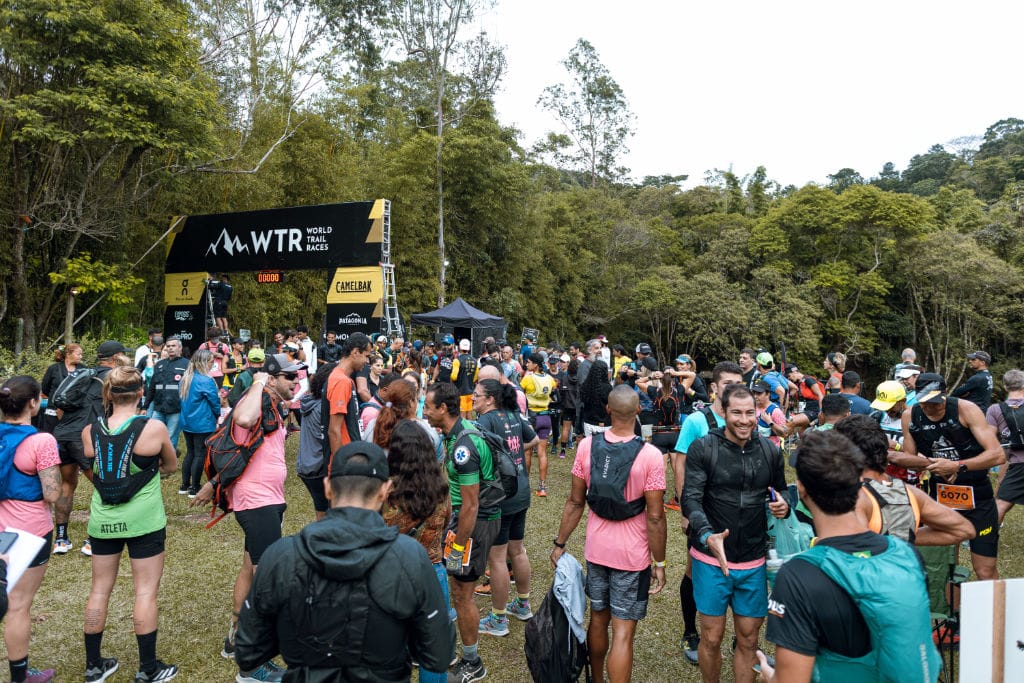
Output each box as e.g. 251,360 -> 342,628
162,200 -> 390,346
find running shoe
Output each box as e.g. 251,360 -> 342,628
177,487 -> 189,495
81,539 -> 92,556
85,657 -> 119,682
237,660 -> 285,683
134,660 -> 178,682
478,611 -> 509,637
558,448 -> 566,459
535,486 -> 547,497
53,539 -> 72,554
474,582 -> 492,597
506,597 -> 533,621
682,633 -> 699,665
448,657 -> 486,682
24,667 -> 55,683
222,621 -> 238,659
664,498 -> 681,512
187,488 -> 199,499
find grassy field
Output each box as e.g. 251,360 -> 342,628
6,438 -> 1020,682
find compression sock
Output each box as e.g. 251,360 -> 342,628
56,524 -> 67,541
9,656 -> 27,682
85,631 -> 104,666
462,642 -> 479,663
681,574 -> 698,636
492,608 -> 507,617
517,592 -> 530,601
137,630 -> 158,672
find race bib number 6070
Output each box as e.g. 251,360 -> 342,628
936,483 -> 975,510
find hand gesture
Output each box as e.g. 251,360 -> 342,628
707,529 -> 731,576
550,545 -> 565,568
189,481 -> 214,506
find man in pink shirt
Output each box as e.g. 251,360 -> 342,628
192,353 -> 301,683
551,385 -> 667,683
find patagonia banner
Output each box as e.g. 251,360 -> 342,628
324,266 -> 384,339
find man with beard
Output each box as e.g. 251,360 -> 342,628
683,384 -> 789,683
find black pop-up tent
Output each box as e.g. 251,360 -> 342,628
410,298 -> 507,354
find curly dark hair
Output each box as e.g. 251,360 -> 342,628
308,361 -> 337,400
579,359 -> 610,405
387,420 -> 448,520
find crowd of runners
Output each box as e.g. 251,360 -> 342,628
1,320 -> 1019,682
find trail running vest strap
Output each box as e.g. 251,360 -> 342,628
797,538 -> 941,683
92,417 -> 159,505
908,397 -> 988,490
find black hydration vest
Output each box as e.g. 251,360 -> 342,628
436,356 -> 454,384
92,417 -> 159,505
908,397 -> 989,490
586,433 -> 646,521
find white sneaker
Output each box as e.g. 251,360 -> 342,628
81,539 -> 92,556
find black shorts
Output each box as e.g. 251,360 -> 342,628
962,497 -> 999,558
448,514 -> 500,583
30,531 -> 54,568
90,528 -> 166,560
235,503 -> 286,564
495,508 -> 527,546
997,462 -> 1024,505
213,303 -> 229,317
300,475 -> 330,513
561,408 -> 577,425
802,405 -> 821,424
58,439 -> 93,470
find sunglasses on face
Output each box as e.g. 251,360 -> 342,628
277,372 -> 298,381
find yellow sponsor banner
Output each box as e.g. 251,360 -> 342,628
164,272 -> 208,306
326,266 -> 383,304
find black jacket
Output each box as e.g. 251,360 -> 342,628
145,357 -> 189,413
236,507 -> 453,682
683,429 -> 787,564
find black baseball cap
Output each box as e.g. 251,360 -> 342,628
330,441 -> 390,481
752,380 -> 771,394
96,340 -> 127,358
915,373 -> 946,403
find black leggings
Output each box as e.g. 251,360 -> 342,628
182,431 -> 211,491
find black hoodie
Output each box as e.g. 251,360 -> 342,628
683,429 -> 787,564
236,506 -> 453,682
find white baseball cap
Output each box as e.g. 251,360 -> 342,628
459,339 -> 471,351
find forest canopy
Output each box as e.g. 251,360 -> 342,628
2,0 -> 1023,382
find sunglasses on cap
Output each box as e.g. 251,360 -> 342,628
277,372 -> 298,381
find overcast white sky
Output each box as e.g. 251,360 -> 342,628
479,0 -> 1024,188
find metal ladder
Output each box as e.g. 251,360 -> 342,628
379,200 -> 402,336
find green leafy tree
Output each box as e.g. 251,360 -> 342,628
537,39 -> 635,187
0,0 -> 218,349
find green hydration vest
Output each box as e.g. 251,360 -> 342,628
798,537 -> 941,683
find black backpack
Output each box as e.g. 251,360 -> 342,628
525,583 -> 591,682
700,406 -> 719,431
999,401 -> 1024,448
585,433 -> 646,521
454,427 -> 518,508
51,367 -> 100,410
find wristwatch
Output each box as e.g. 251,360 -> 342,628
552,538 -> 566,549
958,463 -> 969,474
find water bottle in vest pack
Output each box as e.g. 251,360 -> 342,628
586,433 -> 647,520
